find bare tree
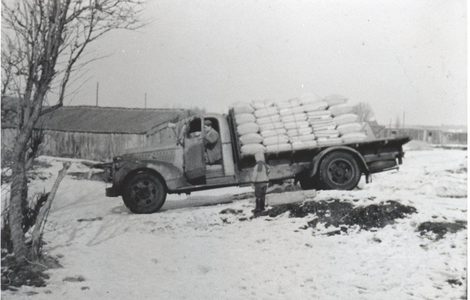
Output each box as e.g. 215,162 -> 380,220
353,102 -> 375,123
2,0 -> 144,262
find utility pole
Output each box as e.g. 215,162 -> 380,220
402,111 -> 406,133
389,118 -> 392,138
96,82 -> 99,107
144,93 -> 147,109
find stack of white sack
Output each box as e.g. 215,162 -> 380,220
231,102 -> 265,155
252,99 -> 289,153
278,98 -> 317,150
326,95 -> 367,144
304,97 -> 339,146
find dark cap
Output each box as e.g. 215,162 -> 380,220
204,120 -> 212,126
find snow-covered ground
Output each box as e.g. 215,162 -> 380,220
2,149 -> 467,300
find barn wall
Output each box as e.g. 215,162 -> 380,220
2,127 -> 178,161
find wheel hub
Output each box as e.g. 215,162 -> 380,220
328,160 -> 353,185
132,180 -> 158,207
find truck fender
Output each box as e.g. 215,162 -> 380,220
310,146 -> 370,177
115,160 -> 185,192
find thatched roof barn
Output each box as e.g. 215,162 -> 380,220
2,106 -> 190,161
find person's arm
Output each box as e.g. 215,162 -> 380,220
205,130 -> 218,144
251,166 -> 258,183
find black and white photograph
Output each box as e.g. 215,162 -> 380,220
1,0 -> 467,299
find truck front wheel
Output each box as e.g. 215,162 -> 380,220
318,151 -> 361,190
122,172 -> 167,214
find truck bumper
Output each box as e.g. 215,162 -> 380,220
106,187 -> 120,197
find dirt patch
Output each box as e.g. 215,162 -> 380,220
417,221 -> 467,240
261,199 -> 417,231
1,255 -> 61,291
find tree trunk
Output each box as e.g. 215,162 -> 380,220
9,156 -> 28,262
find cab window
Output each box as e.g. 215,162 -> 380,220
187,118 -> 202,138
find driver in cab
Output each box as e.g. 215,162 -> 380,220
203,120 -> 222,165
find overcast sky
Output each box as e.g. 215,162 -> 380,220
68,0 -> 467,127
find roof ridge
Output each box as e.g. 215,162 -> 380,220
61,105 -> 188,112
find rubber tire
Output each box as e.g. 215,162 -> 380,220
318,151 -> 361,190
122,172 -> 167,214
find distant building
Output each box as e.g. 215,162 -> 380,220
379,125 -> 467,145
2,105 -> 190,161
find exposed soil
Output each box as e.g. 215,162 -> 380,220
417,221 -> 467,240
1,255 -> 61,291
259,199 -> 417,231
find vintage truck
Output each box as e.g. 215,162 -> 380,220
98,109 -> 410,214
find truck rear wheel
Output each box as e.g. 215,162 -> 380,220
318,151 -> 361,190
122,172 -> 167,214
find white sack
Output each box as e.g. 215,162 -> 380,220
323,94 -> 348,107
263,135 -> 289,146
289,134 -> 316,143
303,101 -> 329,112
235,113 -> 256,125
315,130 -> 340,138
299,93 -> 320,105
334,114 -> 359,126
241,144 -> 266,155
252,99 -> 275,110
342,132 -> 367,143
256,114 -> 281,125
254,107 -> 278,118
312,125 -> 337,132
304,140 -> 319,148
284,121 -> 309,130
260,128 -> 287,138
266,143 -> 292,153
288,97 -> 301,107
281,113 -> 307,123
307,110 -> 332,118
329,104 -> 354,117
337,123 -> 364,135
279,106 -> 305,116
317,137 -> 343,146
287,127 -> 312,137
237,122 -> 259,135
276,101 -> 294,109
259,122 -> 285,131
239,133 -> 264,145
309,118 -> 336,126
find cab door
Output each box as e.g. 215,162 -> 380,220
183,117 -> 206,182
